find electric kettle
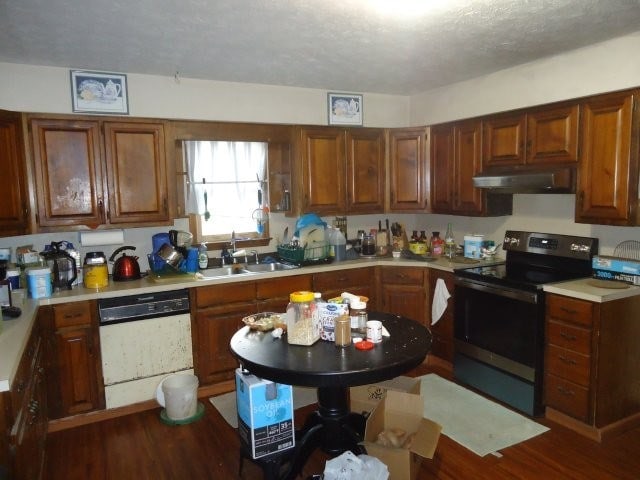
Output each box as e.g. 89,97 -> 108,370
109,246 -> 142,281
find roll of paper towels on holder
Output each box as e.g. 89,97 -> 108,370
79,230 -> 125,247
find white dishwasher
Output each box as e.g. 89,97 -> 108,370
98,289 -> 193,409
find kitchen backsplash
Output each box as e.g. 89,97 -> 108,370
1,195 -> 638,268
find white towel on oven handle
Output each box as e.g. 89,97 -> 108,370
431,278 -> 451,325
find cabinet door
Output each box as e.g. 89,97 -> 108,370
299,127 -> 346,214
430,124 -> 455,213
30,118 -> 105,228
379,267 -> 426,325
428,270 -> 455,362
527,104 -> 579,165
103,122 -> 169,224
452,120 -> 483,215
194,303 -> 256,385
388,127 -> 428,211
482,113 -> 526,168
346,128 -> 385,213
313,267 -> 375,306
576,91 -> 638,225
52,327 -> 101,417
0,111 -> 29,236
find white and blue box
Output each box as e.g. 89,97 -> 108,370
235,368 -> 295,459
592,256 -> 640,285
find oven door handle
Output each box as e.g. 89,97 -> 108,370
455,277 -> 539,304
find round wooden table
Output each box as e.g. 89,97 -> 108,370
230,312 -> 431,479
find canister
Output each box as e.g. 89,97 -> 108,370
83,252 -> 109,288
286,291 -> 319,345
26,267 -> 52,299
464,235 -> 484,259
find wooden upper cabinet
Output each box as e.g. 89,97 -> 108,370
345,128 -> 385,213
103,121 -> 169,224
299,127 -> 346,214
0,111 -> 30,235
30,118 -> 105,228
388,127 -> 428,211
298,126 -> 384,215
482,113 -> 526,168
576,91 -> 639,225
482,104 -> 579,169
430,124 -> 454,213
29,116 -> 170,230
453,120 -> 483,215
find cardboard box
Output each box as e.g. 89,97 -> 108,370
362,390 -> 441,480
350,376 -> 420,414
592,256 -> 640,285
235,369 -> 295,459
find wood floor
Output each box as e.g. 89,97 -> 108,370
43,365 -> 640,480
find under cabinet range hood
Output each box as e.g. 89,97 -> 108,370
472,168 -> 575,193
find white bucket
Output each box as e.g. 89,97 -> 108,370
161,374 -> 199,420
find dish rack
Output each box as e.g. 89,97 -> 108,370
277,243 -> 331,266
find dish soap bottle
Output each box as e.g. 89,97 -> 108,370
198,243 -> 209,269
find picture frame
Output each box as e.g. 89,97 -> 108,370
327,92 -> 363,126
70,70 -> 129,115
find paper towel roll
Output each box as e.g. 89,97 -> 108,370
79,230 -> 125,247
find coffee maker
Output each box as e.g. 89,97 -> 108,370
40,242 -> 77,291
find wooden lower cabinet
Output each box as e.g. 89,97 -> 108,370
378,266 -> 427,326
1,315 -> 47,480
427,269 -> 455,363
312,267 -> 376,307
544,293 -> 640,440
45,301 -> 104,419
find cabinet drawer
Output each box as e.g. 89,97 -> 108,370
313,267 -> 373,291
256,274 -> 312,300
545,344 -> 590,387
546,320 -> 591,355
196,282 -> 256,308
380,266 -> 424,285
547,295 -> 593,327
53,302 -> 92,328
544,373 -> 590,422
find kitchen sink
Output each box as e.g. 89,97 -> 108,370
198,265 -> 254,278
198,262 -> 299,278
244,262 -> 300,273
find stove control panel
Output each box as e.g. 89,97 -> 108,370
503,230 -> 598,259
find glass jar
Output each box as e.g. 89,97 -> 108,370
349,300 -> 367,334
286,291 -> 319,345
430,231 -> 444,256
334,315 -> 351,347
361,235 -> 376,256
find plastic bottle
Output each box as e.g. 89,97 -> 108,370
198,243 -> 208,269
430,232 -> 444,256
445,223 -> 456,259
329,227 -> 347,262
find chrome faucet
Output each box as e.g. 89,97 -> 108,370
249,250 -> 259,264
230,230 -> 237,253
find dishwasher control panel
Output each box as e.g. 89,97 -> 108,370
98,289 -> 190,325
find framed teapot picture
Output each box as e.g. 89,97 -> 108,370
70,70 -> 129,114
328,92 -> 363,126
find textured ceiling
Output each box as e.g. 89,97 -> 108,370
1,0 -> 640,95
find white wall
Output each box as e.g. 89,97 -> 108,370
0,63 -> 409,127
409,32 -> 640,254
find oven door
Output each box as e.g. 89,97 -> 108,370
454,277 -> 543,381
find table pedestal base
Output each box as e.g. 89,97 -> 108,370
245,386 -> 367,480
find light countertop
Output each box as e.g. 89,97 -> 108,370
3,255 -> 637,393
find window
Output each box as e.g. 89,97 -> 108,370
184,140 -> 269,245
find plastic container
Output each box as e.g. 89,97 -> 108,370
161,374 -> 199,421
26,267 -> 52,299
5,269 -> 20,290
464,235 -> 484,259
286,291 -> 319,345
